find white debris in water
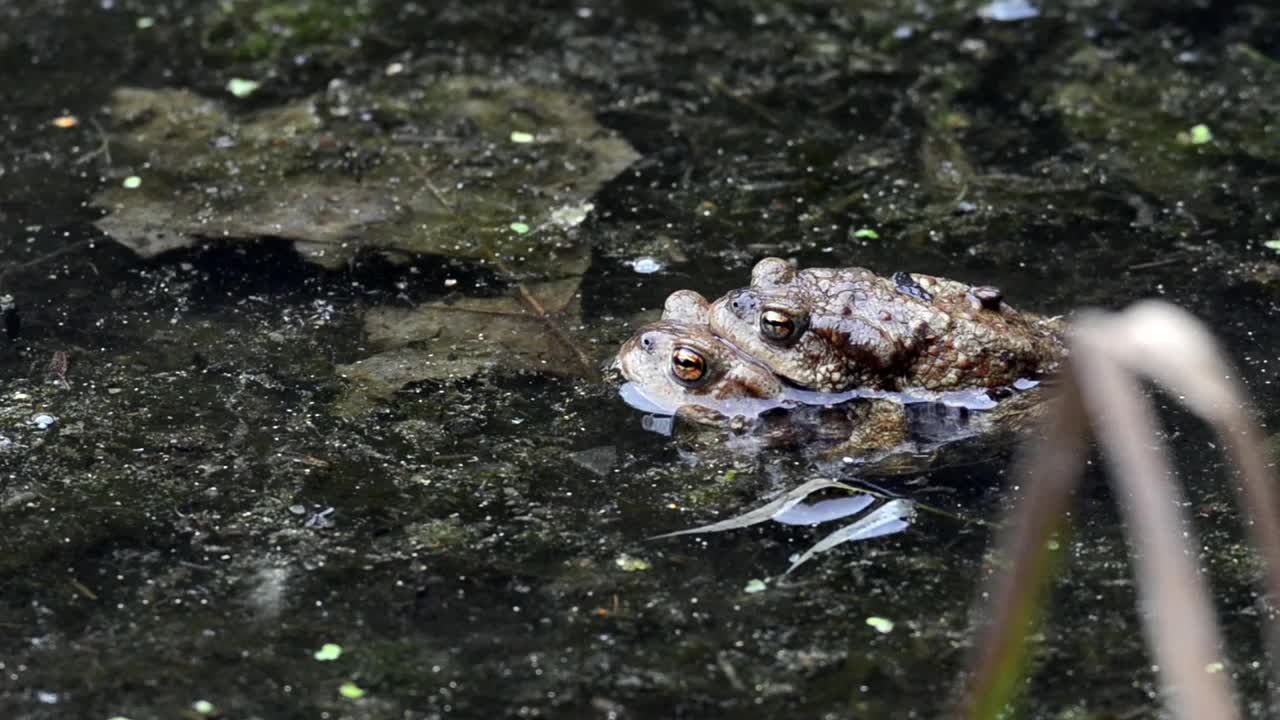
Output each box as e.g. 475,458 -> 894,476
978,0 -> 1040,21
32,414 -> 55,429
630,257 -> 663,274
549,202 -> 594,228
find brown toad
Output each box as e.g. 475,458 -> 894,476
707,257 -> 1067,392
616,290 -> 1046,459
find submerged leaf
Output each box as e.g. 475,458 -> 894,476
783,499 -> 916,576
648,478 -> 848,540
92,77 -> 637,273
335,275 -> 592,412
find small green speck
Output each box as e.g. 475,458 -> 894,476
1264,239 -> 1280,252
122,176 -> 142,189
509,221 -> 530,234
136,16 -> 155,29
1205,661 -> 1225,673
744,578 -> 767,594
226,78 -> 261,98
108,716 -> 133,720
1189,123 -> 1213,145
852,228 -> 879,240
510,130 -> 535,144
615,554 -> 651,572
339,681 -> 367,699
192,699 -> 215,715
1047,538 -> 1060,551
866,616 -> 894,633
723,469 -> 738,482
314,643 -> 343,661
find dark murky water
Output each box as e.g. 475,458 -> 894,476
2,1 -> 1280,718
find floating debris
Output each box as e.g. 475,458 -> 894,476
226,77 -> 261,98
314,643 -> 343,661
338,682 -> 366,699
32,414 -> 55,430
866,616 -> 895,633
978,0 -> 1040,21
630,257 -> 663,274
1177,123 -> 1214,145
615,554 -> 652,572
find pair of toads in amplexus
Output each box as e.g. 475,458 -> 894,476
614,257 -> 1068,456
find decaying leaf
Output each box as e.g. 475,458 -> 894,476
335,276 -> 592,412
782,499 -> 916,577
92,75 -> 638,274
649,478 -> 849,539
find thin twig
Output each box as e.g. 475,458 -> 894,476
1127,253 -> 1187,271
497,258 -> 599,382
73,116 -> 113,166
0,239 -> 94,285
413,157 -> 597,379
705,75 -> 783,129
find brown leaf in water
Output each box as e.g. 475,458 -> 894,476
92,76 -> 637,274
335,276 -> 595,413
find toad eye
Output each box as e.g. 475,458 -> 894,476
670,346 -> 709,385
759,309 -> 799,342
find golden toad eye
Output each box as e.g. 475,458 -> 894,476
759,309 -> 797,342
670,346 -> 708,385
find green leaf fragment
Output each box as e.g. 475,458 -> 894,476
510,130 -> 535,143
314,642 -> 343,661
743,578 -> 767,594
226,78 -> 261,98
509,221 -> 530,234
866,616 -> 894,633
136,17 -> 155,29
1264,239 -> 1280,252
339,681 -> 366,699
852,228 -> 879,239
1189,124 -> 1213,145
192,699 -> 215,715
1205,661 -> 1225,673
615,554 -> 651,572
122,176 -> 142,189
